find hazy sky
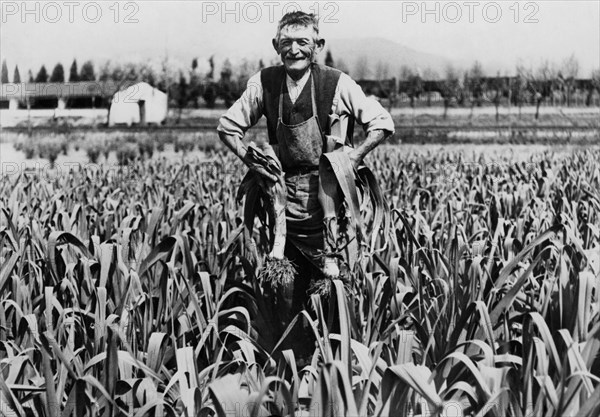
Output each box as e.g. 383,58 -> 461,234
1,0 -> 599,78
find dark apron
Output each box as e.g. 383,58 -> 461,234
276,75 -> 323,171
273,75 -> 326,328
274,75 -> 325,261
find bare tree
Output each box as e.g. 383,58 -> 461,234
561,54 -> 579,79
589,68 -> 600,106
441,65 -> 460,119
488,71 -> 507,123
513,64 -> 529,117
422,68 -> 438,107
521,62 -> 555,120
537,60 -> 558,106
399,65 -> 413,81
138,63 -> 157,87
467,61 -> 484,113
423,68 -> 438,80
375,60 -> 390,80
398,65 -> 413,106
560,54 -> 579,106
398,66 -> 422,109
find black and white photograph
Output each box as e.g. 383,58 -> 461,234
1,1 -> 599,415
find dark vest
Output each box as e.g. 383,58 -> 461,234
261,63 -> 342,145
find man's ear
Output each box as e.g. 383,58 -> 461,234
315,38 -> 326,54
272,38 -> 279,53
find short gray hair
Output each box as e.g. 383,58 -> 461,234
275,11 -> 319,44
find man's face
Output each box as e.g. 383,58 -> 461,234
273,25 -> 324,79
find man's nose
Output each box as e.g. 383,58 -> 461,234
290,41 -> 300,54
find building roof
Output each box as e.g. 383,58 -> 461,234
111,82 -> 167,103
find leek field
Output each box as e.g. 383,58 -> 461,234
1,135 -> 599,416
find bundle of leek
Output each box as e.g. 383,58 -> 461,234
238,142 -> 296,288
311,150 -> 390,296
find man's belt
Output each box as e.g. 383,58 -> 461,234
284,165 -> 319,177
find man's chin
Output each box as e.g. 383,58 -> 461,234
283,61 -> 311,76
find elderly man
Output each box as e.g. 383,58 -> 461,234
217,11 -> 394,330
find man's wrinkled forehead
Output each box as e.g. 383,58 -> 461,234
277,24 -> 318,42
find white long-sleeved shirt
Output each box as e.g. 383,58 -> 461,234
217,68 -> 395,140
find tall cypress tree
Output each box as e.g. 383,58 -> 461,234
79,61 -> 96,81
50,63 -> 65,82
13,66 -> 21,83
35,65 -> 48,83
1,60 -> 9,83
69,59 -> 79,82
207,56 -> 215,80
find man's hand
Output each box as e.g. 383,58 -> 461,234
348,150 -> 362,170
344,147 -> 363,170
241,147 -> 279,189
228,142 -> 279,194
247,162 -> 278,185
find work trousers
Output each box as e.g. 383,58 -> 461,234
270,171 -> 324,357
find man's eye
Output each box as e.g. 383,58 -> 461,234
280,39 -> 310,48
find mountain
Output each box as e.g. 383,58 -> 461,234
181,37 -> 459,80
323,37 -> 456,79
102,36 -> 465,81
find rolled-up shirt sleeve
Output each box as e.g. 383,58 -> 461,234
217,72 -> 264,138
334,73 -> 395,135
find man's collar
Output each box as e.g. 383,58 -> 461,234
286,68 -> 311,86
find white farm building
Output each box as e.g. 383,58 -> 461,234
108,82 -> 167,126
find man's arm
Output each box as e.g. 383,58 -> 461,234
218,131 -> 248,161
218,131 -> 277,182
216,72 -> 276,182
348,129 -> 391,168
217,72 -> 262,148
334,73 -> 395,167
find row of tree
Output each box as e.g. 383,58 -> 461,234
2,52 -> 594,88
1,59 -> 96,84
1,56 -> 268,113
2,52 -> 599,116
389,58 -> 600,119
